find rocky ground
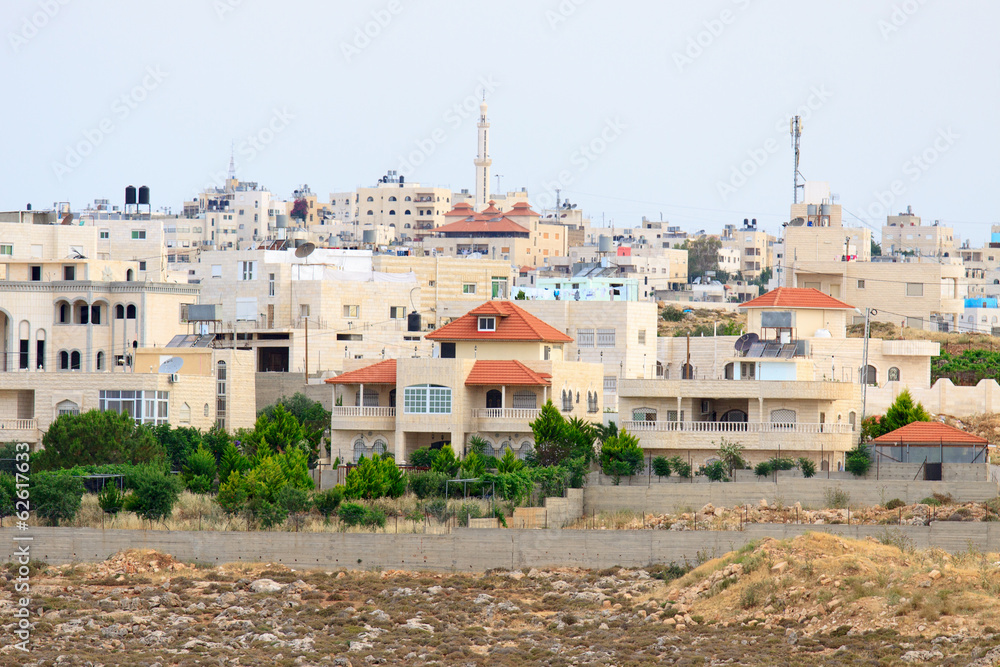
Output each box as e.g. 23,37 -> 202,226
3,534 -> 1000,666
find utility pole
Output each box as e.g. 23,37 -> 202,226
304,315 -> 309,382
790,116 -> 804,204
860,307 -> 877,422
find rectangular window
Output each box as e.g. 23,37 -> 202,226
577,329 -> 594,348
138,261 -> 146,271
235,298 -> 258,321
131,230 -> 146,240
239,261 -> 257,281
211,264 -> 222,278
268,273 -> 275,297
343,305 -> 360,318
0,244 -> 12,255
638,329 -> 646,345
63,265 -> 75,280
99,230 -> 110,239
491,276 -> 508,299
906,282 -> 923,297
403,385 -> 452,414
390,306 -> 406,319
300,304 -> 311,318
596,328 -> 616,347
857,279 -> 865,289
478,316 -> 496,331
19,340 -> 28,370
30,266 -> 41,281
603,376 -> 617,392
99,389 -> 169,425
462,283 -> 476,294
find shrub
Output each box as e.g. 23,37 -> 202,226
215,471 -> 248,517
884,498 -> 906,510
460,450 -> 486,479
467,435 -> 488,457
845,444 -> 872,477
496,448 -> 525,474
921,496 -> 942,507
651,456 -> 671,479
716,438 -> 747,478
0,474 -> 16,523
277,485 -> 312,515
314,486 -> 345,519
32,473 -> 85,526
422,498 -> 450,523
409,447 -> 436,468
183,445 -> 217,494
218,442 -> 250,485
668,456 -> 692,479
409,471 -> 448,499
564,456 -> 589,489
797,457 -> 816,479
338,502 -> 386,529
345,454 -> 406,500
599,430 -> 644,485
698,461 -> 727,482
97,483 -> 125,515
662,306 -> 685,322
456,502 -> 483,527
430,445 -> 460,477
754,461 -> 772,477
767,457 -> 795,472
249,497 -> 287,529
824,487 -> 851,509
126,466 -> 183,523
35,410 -> 165,470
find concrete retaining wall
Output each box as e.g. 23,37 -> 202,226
582,479 -> 999,514
4,523 -> 999,573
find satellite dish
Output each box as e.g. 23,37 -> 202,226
157,357 -> 184,374
60,213 -> 74,225
788,217 -> 806,227
295,242 -> 316,259
734,332 -> 759,353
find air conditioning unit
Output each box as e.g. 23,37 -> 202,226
169,373 -> 179,383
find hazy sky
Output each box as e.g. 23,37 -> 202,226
4,0 -> 998,243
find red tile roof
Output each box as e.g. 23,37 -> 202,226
465,360 -> 552,386
518,265 -> 536,274
873,421 -> 989,445
432,217 -> 529,235
426,301 -> 573,343
324,359 -> 396,385
445,202 -> 477,217
740,287 -> 854,310
508,201 -> 539,216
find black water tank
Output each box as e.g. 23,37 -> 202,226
138,185 -> 150,206
407,312 -> 421,332
125,185 -> 137,205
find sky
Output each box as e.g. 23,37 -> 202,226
3,0 -> 998,244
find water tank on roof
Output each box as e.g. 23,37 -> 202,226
125,185 -> 137,206
362,229 -> 377,243
807,204 -> 817,216
598,235 -> 613,253
275,214 -> 288,228
138,186 -> 150,206
820,204 -> 830,216
407,312 -> 421,332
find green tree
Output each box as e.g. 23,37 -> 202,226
668,456 -> 692,479
125,466 -> 183,523
871,240 -> 882,257
97,483 -> 125,515
314,486 -> 345,520
845,443 -> 872,477
182,445 -> 217,494
245,404 -> 312,459
565,417 -> 598,462
460,450 -> 486,478
683,235 -> 723,280
430,444 -> 460,477
277,446 -> 314,490
466,435 -> 488,457
715,438 -> 747,479
35,410 -> 165,470
202,426 -> 232,464
215,471 -> 248,517
496,449 -> 525,474
152,425 -> 203,471
599,430 -> 645,485
277,485 -> 312,530
0,474 -> 17,524
529,401 -> 571,466
218,442 -> 250,484
698,460 -> 727,482
409,447 -> 437,468
345,454 -> 404,500
797,457 -> 817,478
259,393 -> 330,464
651,456 -> 671,479
879,389 -> 931,435
32,473 -> 84,526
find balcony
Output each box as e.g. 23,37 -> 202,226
0,419 -> 39,442
330,406 -> 396,430
619,420 -> 854,453
472,408 -> 540,432
619,378 -> 859,402
621,421 -> 851,434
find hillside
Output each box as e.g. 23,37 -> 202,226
6,535 -> 1000,666
658,305 -> 745,338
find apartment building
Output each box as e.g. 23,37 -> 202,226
788,181 -> 843,228
326,301 -> 602,462
721,220 -> 775,279
352,172 -> 453,241
882,207 -> 957,258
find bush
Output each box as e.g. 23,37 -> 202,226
249,497 -> 287,529
767,457 -> 795,471
183,445 -> 217,494
32,473 -> 84,526
97,483 -> 125,515
797,457 -> 816,479
215,471 -> 248,517
125,466 -> 183,523
456,502 -> 483,527
824,487 -> 851,510
845,444 -> 872,477
496,449 -> 524,474
338,502 -> 386,529
921,496 -> 942,507
314,486 -> 345,519
35,410 -> 165,470
599,430 -> 645,485
668,456 -> 692,479
651,456 -> 671,479
430,445 -> 460,477
409,447 -> 436,468
0,474 -> 16,523
698,461 -> 727,482
884,498 -> 906,510
422,498 -> 450,523
754,461 -> 772,477
409,471 -> 448,499
277,485 -> 312,515
662,306 -> 685,322
345,454 -> 406,500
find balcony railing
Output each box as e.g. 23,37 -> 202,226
0,419 -> 37,431
472,408 -> 541,421
621,420 -> 852,434
332,406 -> 396,418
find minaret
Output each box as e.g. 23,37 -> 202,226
474,99 -> 492,211
226,142 -> 237,192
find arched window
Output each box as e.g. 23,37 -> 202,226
404,196 -> 411,201
848,411 -> 857,431
681,363 -> 694,379
517,441 -> 533,461
887,367 -> 900,382
91,304 -> 102,325
126,269 -> 134,282
724,362 -> 735,380
860,364 -> 877,385
35,329 -> 46,370
96,351 -> 105,371
126,304 -> 137,319
366,210 -> 374,215
70,350 -> 81,371
58,302 -> 70,324
353,438 -> 367,463
56,400 -> 79,417
404,223 -> 411,229
366,196 -> 374,202
404,210 -> 411,215
720,409 -> 747,423
512,390 -> 537,409
388,210 -> 396,216
561,390 -> 573,412
486,389 -> 502,409
372,438 -> 387,456
498,440 -> 513,458
389,389 -> 397,407
388,196 -> 396,202
75,300 -> 89,324
484,439 -> 498,458
58,351 -> 69,370
115,304 -> 125,319
179,402 -> 191,423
